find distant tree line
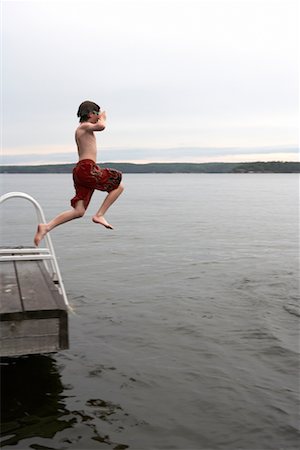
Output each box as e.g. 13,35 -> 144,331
231,161 -> 300,173
0,161 -> 299,174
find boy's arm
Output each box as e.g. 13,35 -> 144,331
83,111 -> 106,132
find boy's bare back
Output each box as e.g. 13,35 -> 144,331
75,111 -> 106,162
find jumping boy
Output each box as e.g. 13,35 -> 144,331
34,100 -> 124,246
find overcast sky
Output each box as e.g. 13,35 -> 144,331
1,0 -> 299,164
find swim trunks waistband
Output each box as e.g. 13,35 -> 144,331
77,159 -> 96,164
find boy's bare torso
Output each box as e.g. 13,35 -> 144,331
75,125 -> 97,162
75,111 -> 106,163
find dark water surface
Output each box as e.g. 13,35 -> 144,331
1,174 -> 299,450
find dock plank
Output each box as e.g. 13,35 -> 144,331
0,262 -> 22,313
37,262 -> 67,309
15,260 -> 58,311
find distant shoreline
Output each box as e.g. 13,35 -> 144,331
0,161 -> 299,174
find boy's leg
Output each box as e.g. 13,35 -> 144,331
92,183 -> 124,229
34,200 -> 86,246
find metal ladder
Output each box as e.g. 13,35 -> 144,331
0,192 -> 70,309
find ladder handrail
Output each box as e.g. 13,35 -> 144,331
0,192 -> 70,309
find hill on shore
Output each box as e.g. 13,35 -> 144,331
0,161 -> 299,174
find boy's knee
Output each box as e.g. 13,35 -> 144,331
75,208 -> 85,218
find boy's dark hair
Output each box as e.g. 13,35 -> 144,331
77,100 -> 100,122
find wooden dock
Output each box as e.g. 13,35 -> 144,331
1,192 -> 70,358
0,248 -> 69,357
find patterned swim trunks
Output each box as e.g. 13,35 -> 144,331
71,159 -> 122,209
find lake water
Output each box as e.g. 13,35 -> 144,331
0,173 -> 299,450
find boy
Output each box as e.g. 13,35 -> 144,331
34,100 -> 124,246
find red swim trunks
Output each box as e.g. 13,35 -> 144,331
71,159 -> 122,209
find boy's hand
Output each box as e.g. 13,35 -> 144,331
99,111 -> 106,121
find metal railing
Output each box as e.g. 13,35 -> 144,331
0,192 -> 70,309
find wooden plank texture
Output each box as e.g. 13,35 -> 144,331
37,261 -> 67,310
0,261 -> 22,313
15,260 -> 58,311
0,318 -> 61,357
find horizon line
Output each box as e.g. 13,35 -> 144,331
1,160 -> 299,167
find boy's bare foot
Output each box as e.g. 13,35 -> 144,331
34,224 -> 48,246
92,215 -> 113,229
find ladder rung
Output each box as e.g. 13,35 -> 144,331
0,255 -> 54,262
0,248 -> 50,254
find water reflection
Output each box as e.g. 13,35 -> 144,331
0,355 -> 129,449
1,355 -> 72,446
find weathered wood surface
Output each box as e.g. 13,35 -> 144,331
0,250 -> 69,357
1,261 -> 22,313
